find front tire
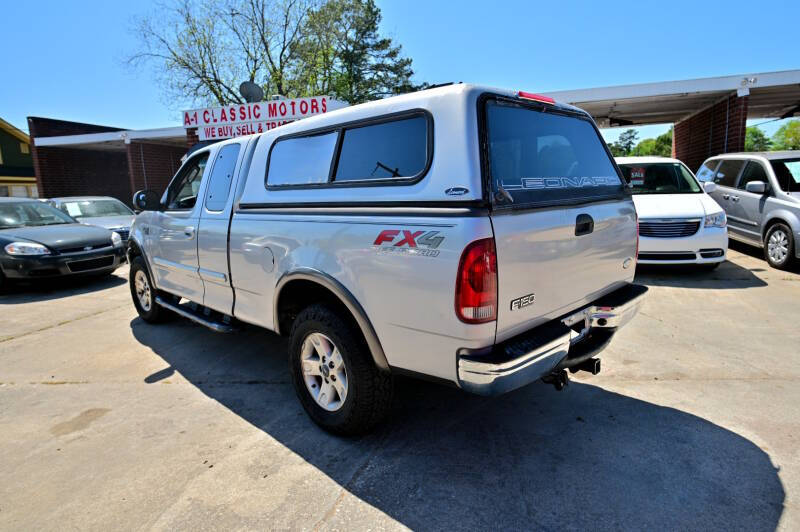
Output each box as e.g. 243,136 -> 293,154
288,304 -> 393,435
764,223 -> 796,270
129,256 -> 172,323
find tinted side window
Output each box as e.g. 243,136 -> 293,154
205,144 -> 241,210
695,161 -> 718,182
267,132 -> 338,186
770,159 -> 800,193
738,161 -> 769,191
713,160 -> 745,187
333,116 -> 427,182
166,153 -> 209,210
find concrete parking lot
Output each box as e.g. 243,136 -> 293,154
1,243 -> 799,531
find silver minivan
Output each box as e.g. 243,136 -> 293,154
696,151 -> 800,269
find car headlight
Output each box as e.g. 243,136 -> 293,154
4,242 -> 51,256
111,231 -> 123,248
704,212 -> 727,228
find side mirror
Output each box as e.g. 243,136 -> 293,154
703,182 -> 718,193
133,189 -> 162,211
745,181 -> 767,194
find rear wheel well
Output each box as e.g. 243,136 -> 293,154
276,280 -> 363,343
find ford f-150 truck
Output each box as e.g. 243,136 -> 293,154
128,84 -> 647,434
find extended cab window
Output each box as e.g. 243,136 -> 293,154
267,132 -> 338,186
333,116 -> 427,182
166,153 -> 209,210
205,144 -> 241,211
485,99 -> 623,207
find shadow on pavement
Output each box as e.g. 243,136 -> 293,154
635,259 -> 768,289
727,239 -> 800,274
0,271 -> 127,304
131,318 -> 784,530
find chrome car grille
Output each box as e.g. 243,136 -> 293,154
639,219 -> 701,238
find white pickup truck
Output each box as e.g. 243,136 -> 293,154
128,84 -> 647,434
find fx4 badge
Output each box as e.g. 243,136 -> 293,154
510,293 -> 535,311
373,229 -> 444,257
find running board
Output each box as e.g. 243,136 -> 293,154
154,296 -> 237,333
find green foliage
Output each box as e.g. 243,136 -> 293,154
608,128 -> 672,157
745,127 -> 772,152
607,129 -> 638,156
295,0 -> 418,103
771,120 -> 800,151
631,128 -> 672,156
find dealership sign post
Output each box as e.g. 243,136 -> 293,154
183,96 -> 348,141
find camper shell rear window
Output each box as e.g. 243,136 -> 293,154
481,96 -> 625,208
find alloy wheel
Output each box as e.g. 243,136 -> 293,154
134,270 -> 152,312
300,332 -> 348,412
768,229 -> 789,264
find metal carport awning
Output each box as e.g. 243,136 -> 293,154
33,127 -> 188,151
542,69 -> 800,127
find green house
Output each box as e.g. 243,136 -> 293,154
0,117 -> 37,197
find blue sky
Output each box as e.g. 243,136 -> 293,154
1,0 -> 798,141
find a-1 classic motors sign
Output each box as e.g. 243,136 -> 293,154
183,96 -> 348,141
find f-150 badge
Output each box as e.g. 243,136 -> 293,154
510,293 -> 535,310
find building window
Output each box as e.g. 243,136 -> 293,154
0,185 -> 8,197
0,146 -> 3,165
20,143 -> 30,154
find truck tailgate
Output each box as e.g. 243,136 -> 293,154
491,200 -> 637,341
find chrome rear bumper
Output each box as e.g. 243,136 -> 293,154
457,283 -> 648,396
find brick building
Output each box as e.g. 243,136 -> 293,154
29,117 -> 192,206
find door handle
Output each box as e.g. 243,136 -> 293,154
575,214 -> 594,236
722,194 -> 730,200
184,226 -> 195,239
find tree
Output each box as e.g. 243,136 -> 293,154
295,0 -> 417,103
745,126 -> 772,152
631,128 -> 672,156
617,129 -> 638,155
128,0 -> 421,108
771,120 -> 800,151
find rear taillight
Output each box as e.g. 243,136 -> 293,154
455,238 -> 497,324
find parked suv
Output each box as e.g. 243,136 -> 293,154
127,84 -> 647,434
697,152 -> 800,269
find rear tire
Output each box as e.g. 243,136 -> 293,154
764,223 -> 796,270
129,256 -> 172,323
288,304 -> 393,435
